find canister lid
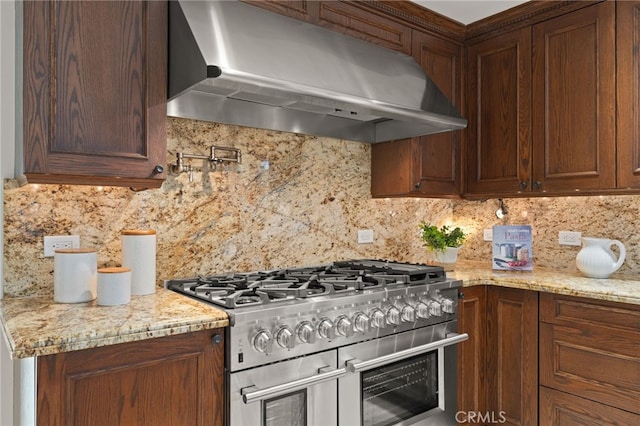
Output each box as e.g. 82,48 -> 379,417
54,248 -> 97,254
98,267 -> 131,274
121,229 -> 156,235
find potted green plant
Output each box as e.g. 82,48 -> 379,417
419,222 -> 466,269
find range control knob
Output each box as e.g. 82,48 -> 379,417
353,312 -> 371,333
428,300 -> 442,317
296,321 -> 316,344
386,306 -> 402,326
252,329 -> 274,354
370,308 -> 387,329
414,301 -> 430,319
441,298 -> 455,314
317,318 -> 336,340
335,315 -> 354,337
400,304 -> 416,323
276,326 -> 295,350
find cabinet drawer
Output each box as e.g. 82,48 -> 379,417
540,386 -> 639,425
540,321 -> 640,414
540,293 -> 640,332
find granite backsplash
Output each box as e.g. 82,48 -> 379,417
3,118 -> 639,297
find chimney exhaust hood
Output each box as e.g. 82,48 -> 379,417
167,0 -> 467,143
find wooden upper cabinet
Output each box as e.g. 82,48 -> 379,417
23,1 -> 167,188
371,31 -> 463,198
411,32 -> 463,196
531,1 -> 616,193
617,1 -> 640,189
465,27 -> 531,196
316,1 -> 412,54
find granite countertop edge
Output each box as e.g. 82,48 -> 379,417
2,265 -> 638,359
449,262 -> 640,306
1,287 -> 229,360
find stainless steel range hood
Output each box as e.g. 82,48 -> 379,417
167,0 -> 467,143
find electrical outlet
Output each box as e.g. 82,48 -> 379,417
558,231 -> 582,246
357,229 -> 374,244
44,235 -> 80,257
483,229 -> 493,241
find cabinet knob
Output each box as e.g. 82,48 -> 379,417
211,334 -> 223,345
519,181 -> 527,189
153,165 -> 165,174
414,181 -> 422,189
532,181 -> 542,190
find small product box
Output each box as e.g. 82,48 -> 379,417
492,225 -> 533,271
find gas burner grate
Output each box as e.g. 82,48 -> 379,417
166,259 -> 447,309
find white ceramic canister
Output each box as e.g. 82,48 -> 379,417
121,229 -> 157,295
54,248 -> 98,303
97,267 -> 132,306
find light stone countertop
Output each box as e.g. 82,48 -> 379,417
0,287 -> 228,359
449,261 -> 640,306
2,263 -> 638,360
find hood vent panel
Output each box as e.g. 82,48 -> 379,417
167,0 -> 467,143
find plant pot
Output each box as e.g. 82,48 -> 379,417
427,246 -> 461,271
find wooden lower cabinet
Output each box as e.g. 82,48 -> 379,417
486,287 -> 538,426
37,329 -> 225,426
457,286 -> 538,425
539,293 -> 640,423
540,387 -> 639,426
457,285 -> 487,422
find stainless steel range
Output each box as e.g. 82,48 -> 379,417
166,259 -> 468,426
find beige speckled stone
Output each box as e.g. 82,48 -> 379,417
450,261 -> 640,306
3,118 -> 451,297
0,287 -> 228,359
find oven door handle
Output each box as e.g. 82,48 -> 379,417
345,332 -> 469,373
241,366 -> 348,404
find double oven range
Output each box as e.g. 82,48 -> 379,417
167,259 -> 467,426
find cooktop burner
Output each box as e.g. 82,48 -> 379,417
167,259 -> 446,309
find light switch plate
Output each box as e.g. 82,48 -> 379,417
483,229 -> 493,241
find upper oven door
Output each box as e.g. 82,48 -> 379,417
229,350 -> 343,426
338,321 -> 466,426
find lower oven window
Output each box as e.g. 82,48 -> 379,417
263,390 -> 307,426
361,350 -> 438,426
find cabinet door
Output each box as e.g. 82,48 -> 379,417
465,27 -> 531,196
23,1 -> 167,188
37,329 -> 225,426
617,1 -> 640,188
457,286 -> 487,423
532,2 -> 615,192
316,1 -> 411,54
412,31 -> 463,196
371,31 -> 462,198
486,287 -> 538,426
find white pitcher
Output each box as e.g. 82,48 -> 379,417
576,237 -> 626,279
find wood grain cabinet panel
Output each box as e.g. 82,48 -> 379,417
23,1 -> 167,188
531,1 -> 616,192
371,31 -> 462,198
37,329 -> 225,426
617,0 -> 640,189
486,287 -> 538,426
539,293 -> 640,416
457,286 -> 487,423
540,387 -> 639,426
465,27 -> 531,196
